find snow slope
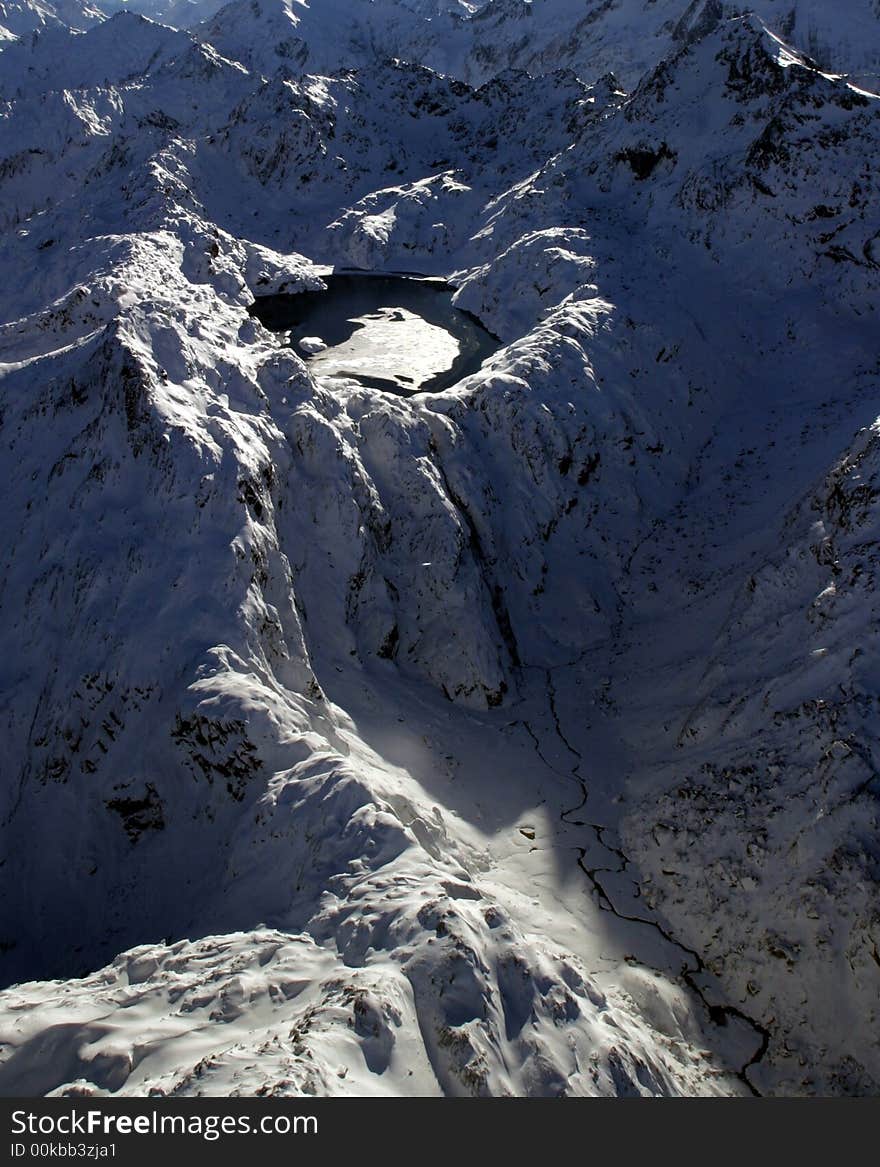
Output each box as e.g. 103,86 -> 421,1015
10,0 -> 880,84
0,0 -> 104,44
196,0 -> 880,89
0,2 -> 878,1096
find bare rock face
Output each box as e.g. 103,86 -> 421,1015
0,0 -> 879,1096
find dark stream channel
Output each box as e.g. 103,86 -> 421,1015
250,272 -> 501,395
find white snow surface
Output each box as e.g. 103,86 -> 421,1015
83,0 -> 880,89
297,335 -> 326,355
306,307 -> 461,389
0,1 -> 879,1097
0,0 -> 103,43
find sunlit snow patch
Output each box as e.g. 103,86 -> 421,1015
309,306 -> 460,392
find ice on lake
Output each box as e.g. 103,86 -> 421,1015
251,273 -> 500,395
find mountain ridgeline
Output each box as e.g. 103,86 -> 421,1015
0,0 -> 878,1097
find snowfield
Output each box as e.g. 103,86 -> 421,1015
0,0 -> 879,1096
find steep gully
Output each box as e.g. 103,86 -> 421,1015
401,447 -> 774,1087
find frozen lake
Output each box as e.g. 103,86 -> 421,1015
251,273 -> 500,395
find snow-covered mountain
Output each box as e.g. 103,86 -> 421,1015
0,0 -> 878,1096
0,0 -> 103,43
186,0 -> 880,91
75,0 -> 880,88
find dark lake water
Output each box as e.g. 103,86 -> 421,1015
250,273 -> 500,395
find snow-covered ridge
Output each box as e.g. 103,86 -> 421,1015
0,0 -> 104,46
0,2 -> 878,1095
201,0 -> 880,89
8,0 -> 880,84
